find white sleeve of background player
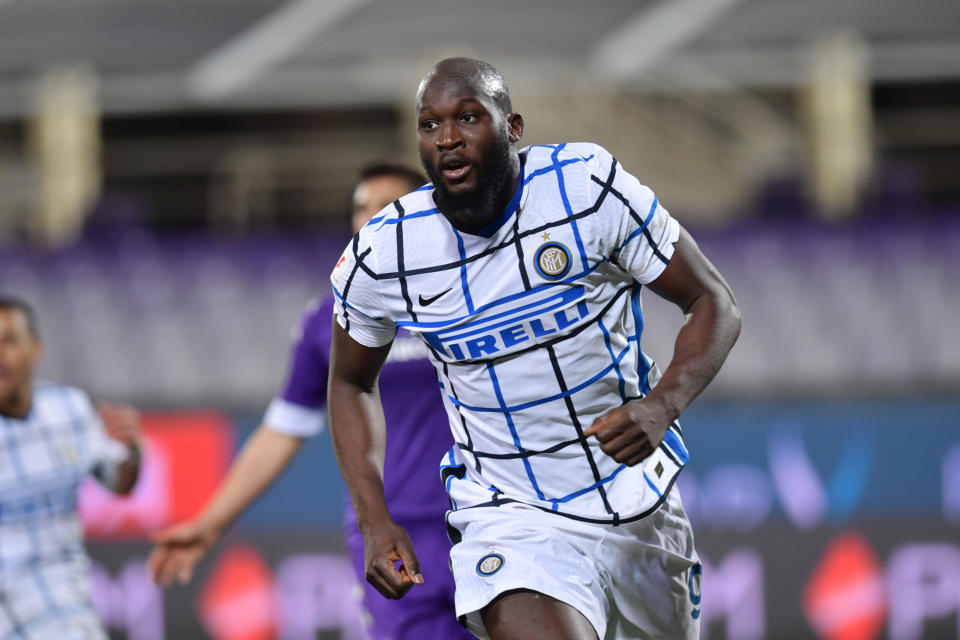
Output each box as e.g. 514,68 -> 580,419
591,145 -> 680,284
76,391 -> 130,488
330,231 -> 397,347
264,399 -> 325,438
263,301 -> 328,438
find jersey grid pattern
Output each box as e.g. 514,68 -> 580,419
0,384 -> 108,638
335,143 -> 687,524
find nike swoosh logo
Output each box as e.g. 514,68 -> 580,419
418,289 -> 452,306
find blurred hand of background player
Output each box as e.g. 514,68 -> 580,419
584,398 -> 672,467
147,520 -> 219,586
362,518 -> 424,599
97,402 -> 143,448
145,425 -> 306,587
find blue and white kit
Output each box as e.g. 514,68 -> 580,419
333,142 -> 688,523
0,383 -> 128,640
332,142 -> 701,638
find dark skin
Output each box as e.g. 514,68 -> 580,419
0,309 -> 40,421
481,591 -> 600,640
328,331 -> 422,599
583,226 -> 740,463
416,62 -> 524,234
328,58 -> 741,639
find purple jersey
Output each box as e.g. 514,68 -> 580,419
265,295 -> 454,526
265,297 -> 472,639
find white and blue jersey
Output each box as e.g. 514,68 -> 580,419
331,143 -> 689,525
0,382 -> 128,639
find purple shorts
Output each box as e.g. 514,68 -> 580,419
346,517 -> 474,640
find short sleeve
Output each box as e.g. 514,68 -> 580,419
330,231 -> 397,348
264,299 -> 331,438
590,146 -> 680,284
78,392 -> 130,486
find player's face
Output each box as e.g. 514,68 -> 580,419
351,175 -> 414,234
416,79 -> 512,210
0,310 -> 41,410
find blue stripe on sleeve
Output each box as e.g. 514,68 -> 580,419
615,196 -> 659,255
382,208 -> 440,224
662,429 -> 690,465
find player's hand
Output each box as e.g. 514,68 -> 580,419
361,519 -> 424,600
97,402 -> 143,449
584,398 -> 672,466
146,521 -> 219,587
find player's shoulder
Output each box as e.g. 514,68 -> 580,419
357,186 -> 437,240
522,142 -> 615,176
35,380 -> 84,402
33,381 -> 96,418
341,186 -> 439,282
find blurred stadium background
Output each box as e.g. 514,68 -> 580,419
1,0 -> 959,638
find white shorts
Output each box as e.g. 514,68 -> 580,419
446,488 -> 701,640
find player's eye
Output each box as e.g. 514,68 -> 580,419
420,120 -> 438,131
461,113 -> 476,123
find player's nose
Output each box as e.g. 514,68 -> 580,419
435,121 -> 462,150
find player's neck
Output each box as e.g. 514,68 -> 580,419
440,156 -> 521,236
0,384 -> 31,420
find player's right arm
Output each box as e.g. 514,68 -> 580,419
328,321 -> 423,599
147,425 -> 304,586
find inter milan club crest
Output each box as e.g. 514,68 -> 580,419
476,553 -> 505,576
534,242 -> 572,280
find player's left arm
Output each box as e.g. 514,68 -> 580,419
95,402 -> 143,495
585,226 -> 741,465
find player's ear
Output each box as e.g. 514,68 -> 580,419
507,113 -> 524,144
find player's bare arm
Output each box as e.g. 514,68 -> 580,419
328,322 -> 424,599
586,226 -> 741,465
147,425 -> 304,587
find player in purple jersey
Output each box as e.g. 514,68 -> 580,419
147,164 -> 472,640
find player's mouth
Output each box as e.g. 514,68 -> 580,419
440,157 -> 471,181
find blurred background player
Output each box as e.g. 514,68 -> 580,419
147,164 -> 473,640
0,296 -> 142,640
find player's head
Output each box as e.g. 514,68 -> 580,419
352,163 -> 426,233
415,57 -> 524,213
0,296 -> 42,414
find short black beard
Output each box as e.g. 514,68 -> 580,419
422,133 -> 514,225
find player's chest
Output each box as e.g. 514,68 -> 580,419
395,224 -> 619,363
0,420 -> 87,500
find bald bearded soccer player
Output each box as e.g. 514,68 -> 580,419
327,58 -> 741,639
